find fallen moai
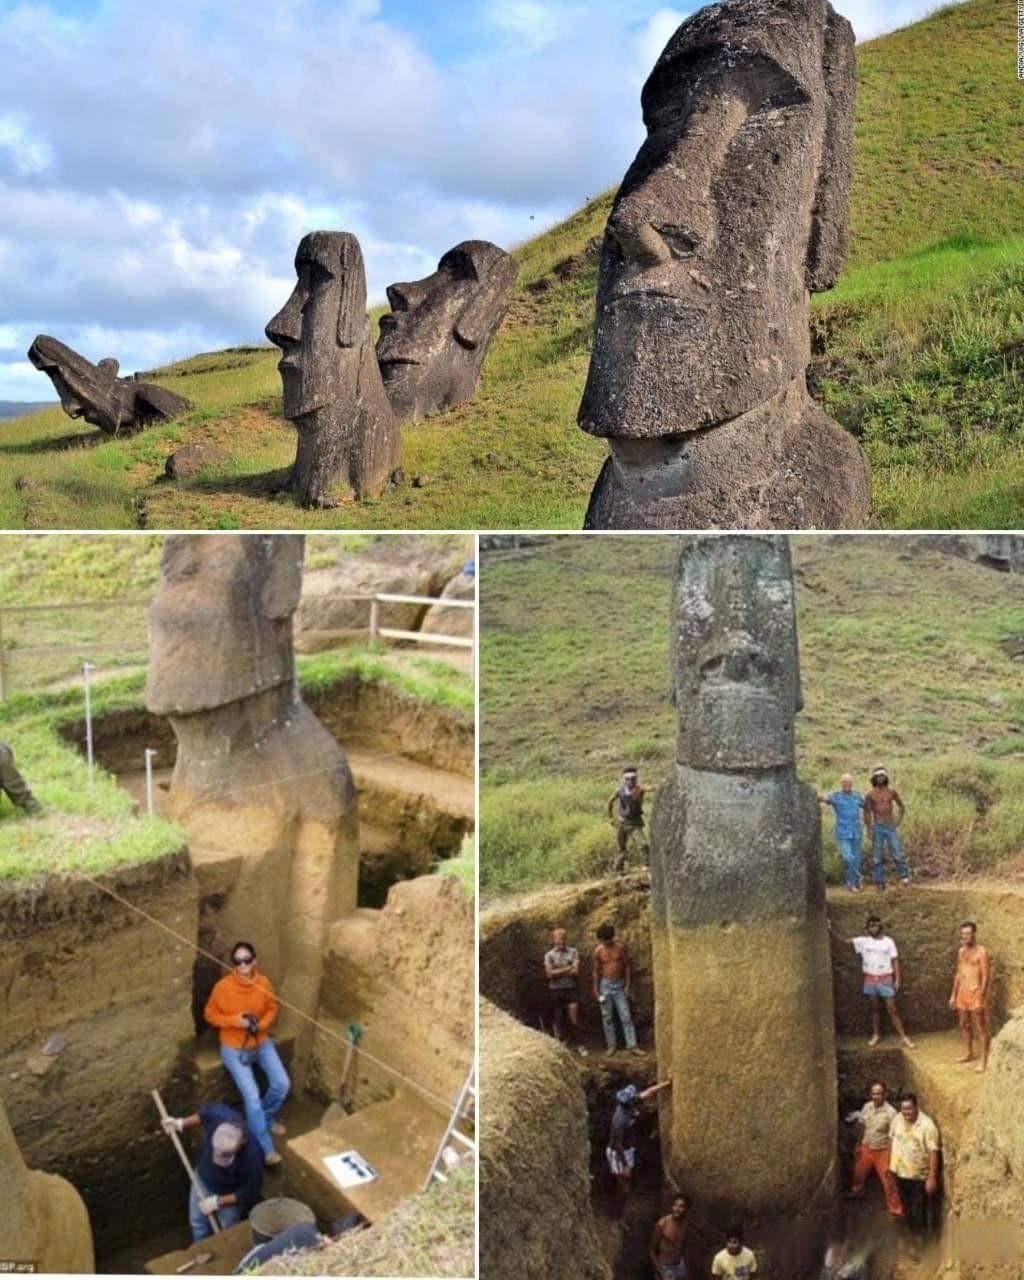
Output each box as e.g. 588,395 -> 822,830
376,240 -> 518,419
266,231 -> 402,507
27,334 -> 189,435
650,535 -> 837,1272
578,0 -> 870,529
146,533 -> 359,1082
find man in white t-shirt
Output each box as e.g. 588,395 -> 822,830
829,914 -> 914,1048
711,1228 -> 757,1278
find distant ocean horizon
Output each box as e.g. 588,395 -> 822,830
0,401 -> 57,420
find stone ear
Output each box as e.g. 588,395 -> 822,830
97,358 -> 120,380
805,8 -> 855,291
338,244 -> 368,348
454,256 -> 518,349
259,534 -> 304,619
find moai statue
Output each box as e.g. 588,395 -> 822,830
27,335 -> 189,435
376,240 -> 519,419
266,231 -> 401,507
650,536 -> 836,1274
578,0 -> 870,530
146,534 -> 359,1081
0,1094 -> 94,1273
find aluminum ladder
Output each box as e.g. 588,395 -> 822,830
423,1065 -> 476,1190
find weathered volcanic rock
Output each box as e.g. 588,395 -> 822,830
27,335 -> 189,436
146,534 -> 359,1082
377,240 -> 518,419
266,231 -> 401,507
649,536 -> 836,1273
578,0 -> 870,529
165,442 -> 231,480
0,1093 -> 94,1273
421,568 -> 475,639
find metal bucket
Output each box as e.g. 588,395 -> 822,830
249,1196 -> 317,1245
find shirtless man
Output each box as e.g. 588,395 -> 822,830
949,921 -> 991,1071
863,766 -> 910,889
650,1195 -> 690,1280
593,921 -> 641,1055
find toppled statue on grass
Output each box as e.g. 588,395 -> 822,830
147,534 -> 359,1081
376,240 -> 518,419
27,335 -> 189,435
579,0 -> 870,530
650,535 -> 836,1272
267,231 -> 401,508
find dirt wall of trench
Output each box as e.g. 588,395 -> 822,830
480,1000 -> 611,1280
0,850 -> 200,1257
480,876 -> 653,1041
828,883 -> 1024,1038
307,874 -> 474,1114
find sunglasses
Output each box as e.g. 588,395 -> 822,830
232,955 -> 255,966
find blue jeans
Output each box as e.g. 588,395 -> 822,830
189,1184 -> 242,1242
220,1038 -> 290,1158
599,978 -> 637,1050
872,823 -> 910,886
837,832 -> 863,889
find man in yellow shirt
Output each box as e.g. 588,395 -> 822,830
888,1093 -> 940,1254
711,1228 -> 757,1277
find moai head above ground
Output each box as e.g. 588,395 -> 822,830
579,0 -> 870,529
376,240 -> 518,419
146,534 -> 358,1064
266,231 -> 401,507
27,335 -> 189,435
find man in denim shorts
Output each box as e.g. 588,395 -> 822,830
830,914 -> 914,1048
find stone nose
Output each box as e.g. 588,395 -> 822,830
265,289 -> 303,346
607,217 -> 672,268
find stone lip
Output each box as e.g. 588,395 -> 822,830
377,239 -> 518,420
27,334 -> 189,435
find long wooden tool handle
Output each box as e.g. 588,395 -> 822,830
152,1088 -> 222,1234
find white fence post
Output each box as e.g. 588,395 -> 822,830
144,748 -> 157,817
369,598 -> 380,647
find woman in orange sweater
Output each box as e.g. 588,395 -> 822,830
204,941 -> 290,1168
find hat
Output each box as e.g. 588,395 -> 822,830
616,1085 -> 638,1105
211,1122 -> 244,1166
870,764 -> 888,781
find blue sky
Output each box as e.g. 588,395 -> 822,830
0,0 -> 949,401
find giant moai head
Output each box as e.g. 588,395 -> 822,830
147,534 -> 304,714
671,535 -> 801,770
578,0 -> 855,439
376,240 -> 518,418
265,231 -> 370,420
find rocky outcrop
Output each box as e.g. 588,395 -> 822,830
421,568 -> 474,639
480,1001 -> 610,1280
650,536 -> 836,1272
146,534 -> 359,1081
0,1093 -> 94,1273
579,0 -> 869,529
377,240 -> 518,420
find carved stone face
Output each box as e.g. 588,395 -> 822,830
376,240 -> 517,418
671,535 -> 801,769
28,335 -> 132,429
147,534 -> 304,715
578,0 -> 853,439
266,231 -> 368,420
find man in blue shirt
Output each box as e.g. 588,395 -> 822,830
161,1102 -> 265,1241
820,774 -> 866,891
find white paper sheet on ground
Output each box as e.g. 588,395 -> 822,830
323,1150 -> 379,1189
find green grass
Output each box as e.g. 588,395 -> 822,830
479,537 -> 1024,897
1,0 -> 1021,529
439,834 -> 476,897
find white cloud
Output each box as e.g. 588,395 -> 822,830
0,113 -> 54,177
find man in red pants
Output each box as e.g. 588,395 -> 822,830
847,1080 -> 903,1218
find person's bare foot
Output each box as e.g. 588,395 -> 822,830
956,1054 -> 973,1064
975,1062 -> 987,1073
901,1037 -> 915,1048
868,1034 -> 880,1047
264,1151 -> 284,1168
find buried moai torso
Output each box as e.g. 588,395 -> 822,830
266,231 -> 401,508
146,535 -> 358,1071
376,240 -> 518,419
27,335 -> 189,435
650,537 -> 836,1261
579,0 -> 870,530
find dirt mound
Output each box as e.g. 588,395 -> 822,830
480,1001 -> 610,1280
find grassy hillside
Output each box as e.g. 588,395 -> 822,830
479,536 -> 1024,897
0,0 -> 1020,529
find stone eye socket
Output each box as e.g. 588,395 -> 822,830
656,225 -> 699,259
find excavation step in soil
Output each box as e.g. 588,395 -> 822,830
0,532 -> 475,1277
